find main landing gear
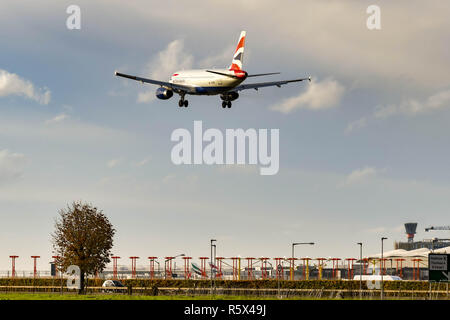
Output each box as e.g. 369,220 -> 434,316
178,99 -> 188,107
222,101 -> 232,108
178,93 -> 188,107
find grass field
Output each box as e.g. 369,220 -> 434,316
0,293 -> 429,300
0,293 -> 305,300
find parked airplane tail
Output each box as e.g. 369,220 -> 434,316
229,31 -> 246,71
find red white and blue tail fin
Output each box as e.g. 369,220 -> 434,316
229,31 -> 246,71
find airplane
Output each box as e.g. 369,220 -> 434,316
115,31 -> 311,108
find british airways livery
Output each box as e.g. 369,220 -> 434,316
115,31 -> 311,108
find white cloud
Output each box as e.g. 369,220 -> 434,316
0,69 -> 51,105
138,39 -> 193,103
0,149 -> 28,183
133,157 -> 151,167
345,117 -> 367,134
107,159 -> 122,168
347,88 -> 450,134
375,89 -> 450,118
45,113 -> 69,125
136,91 -> 155,104
197,45 -> 235,68
270,78 -> 345,114
341,166 -> 381,186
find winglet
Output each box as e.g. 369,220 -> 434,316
308,76 -> 312,82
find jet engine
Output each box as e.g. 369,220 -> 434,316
156,87 -> 173,100
220,92 -> 239,101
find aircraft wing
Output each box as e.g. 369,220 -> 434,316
233,77 -> 311,91
114,71 -> 189,92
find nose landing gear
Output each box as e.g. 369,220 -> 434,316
222,101 -> 232,108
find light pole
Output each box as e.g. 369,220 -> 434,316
381,237 -> 387,300
210,239 -> 216,274
291,242 -> 315,280
210,239 -> 216,295
212,244 -> 216,286
357,243 -> 362,299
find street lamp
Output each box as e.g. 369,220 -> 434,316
291,242 -> 315,280
292,242 -> 315,260
381,237 -> 387,300
357,242 -> 363,299
210,239 -> 217,275
210,239 -> 217,295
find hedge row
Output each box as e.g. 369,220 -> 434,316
0,278 -> 432,291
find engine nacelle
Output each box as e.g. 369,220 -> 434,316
220,92 -> 239,101
156,87 -> 173,100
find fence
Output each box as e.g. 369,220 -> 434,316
0,267 -> 430,281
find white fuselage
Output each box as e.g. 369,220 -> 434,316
169,69 -> 246,95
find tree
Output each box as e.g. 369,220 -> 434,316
52,201 -> 115,293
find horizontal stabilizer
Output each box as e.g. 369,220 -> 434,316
206,70 -> 239,79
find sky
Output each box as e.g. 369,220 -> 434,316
1,0 -> 450,271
